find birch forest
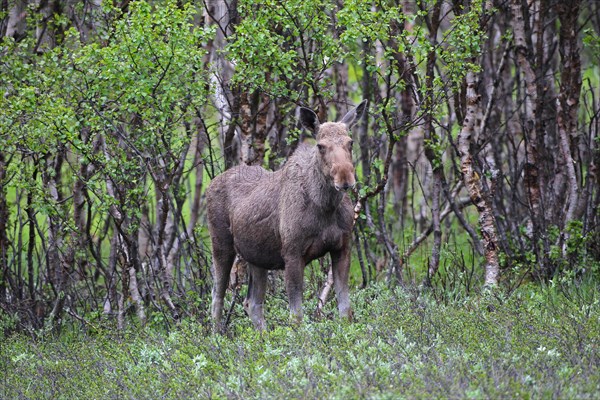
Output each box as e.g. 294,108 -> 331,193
1,0 -> 599,333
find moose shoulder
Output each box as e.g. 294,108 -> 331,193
206,100 -> 367,330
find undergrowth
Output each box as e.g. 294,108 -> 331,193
1,279 -> 599,399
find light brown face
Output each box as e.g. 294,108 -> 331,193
316,123 -> 355,191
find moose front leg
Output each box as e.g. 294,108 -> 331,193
331,247 -> 353,321
244,264 -> 268,331
284,256 -> 305,324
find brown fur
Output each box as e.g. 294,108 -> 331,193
206,101 -> 367,330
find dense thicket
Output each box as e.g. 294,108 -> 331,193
1,0 -> 598,332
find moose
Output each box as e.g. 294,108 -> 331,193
206,100 -> 367,330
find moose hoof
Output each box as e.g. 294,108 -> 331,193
289,313 -> 303,326
213,321 -> 226,335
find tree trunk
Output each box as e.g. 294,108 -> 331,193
422,0 -> 443,283
42,153 -> 66,294
205,0 -> 240,170
0,152 -> 8,302
239,90 -> 270,166
511,0 -> 543,232
3,0 -> 27,40
458,71 -> 500,286
556,0 -> 582,227
188,119 -> 207,237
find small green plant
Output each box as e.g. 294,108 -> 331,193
2,281 -> 599,399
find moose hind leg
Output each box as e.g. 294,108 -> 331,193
244,264 -> 267,331
284,258 -> 305,324
210,239 -> 235,331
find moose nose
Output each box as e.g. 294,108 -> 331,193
337,182 -> 354,191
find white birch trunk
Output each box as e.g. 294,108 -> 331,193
458,71 -> 500,286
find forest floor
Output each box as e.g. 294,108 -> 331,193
1,281 -> 599,399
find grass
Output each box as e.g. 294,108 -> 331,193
2,280 -> 599,399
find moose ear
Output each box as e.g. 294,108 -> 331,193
340,99 -> 368,128
300,107 -> 320,134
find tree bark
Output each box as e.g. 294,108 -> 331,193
240,90 -> 270,166
42,153 -> 66,295
555,0 -> 583,226
3,0 -> 27,40
510,0 -> 559,279
422,0 -> 443,283
205,0 -> 240,169
458,71 -> 500,286
0,152 -> 8,302
511,0 -> 543,232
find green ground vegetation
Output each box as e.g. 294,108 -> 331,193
2,279 -> 598,399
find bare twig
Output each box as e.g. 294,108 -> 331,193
316,267 -> 334,316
